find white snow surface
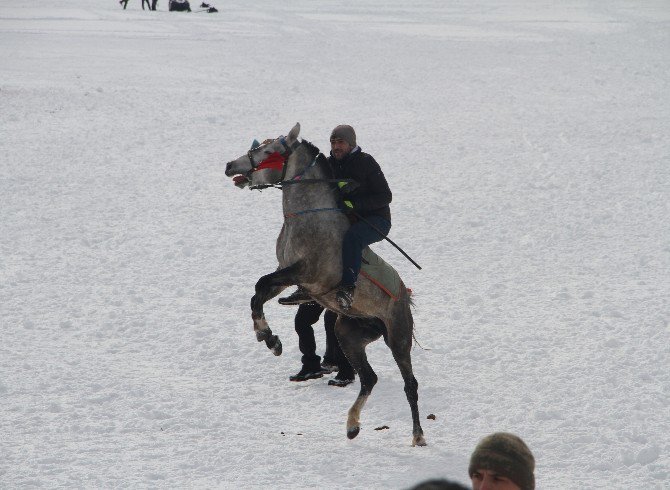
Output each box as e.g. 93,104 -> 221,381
1,0 -> 669,488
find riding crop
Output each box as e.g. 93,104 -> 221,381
352,211 -> 422,270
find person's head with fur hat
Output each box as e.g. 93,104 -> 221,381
468,433 -> 535,490
330,124 -> 357,160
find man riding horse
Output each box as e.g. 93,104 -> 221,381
280,124 -> 393,310
224,124 -> 426,445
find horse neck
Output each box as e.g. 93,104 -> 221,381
282,146 -> 338,214
282,144 -> 320,181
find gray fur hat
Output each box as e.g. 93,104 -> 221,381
468,433 -> 535,490
330,124 -> 357,147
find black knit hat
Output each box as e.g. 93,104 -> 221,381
330,124 -> 356,147
468,433 -> 535,490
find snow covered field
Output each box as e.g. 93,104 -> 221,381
1,0 -> 669,488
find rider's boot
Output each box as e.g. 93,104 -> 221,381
336,284 -> 355,310
278,286 -> 312,306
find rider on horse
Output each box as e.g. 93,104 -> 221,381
280,124 -> 393,310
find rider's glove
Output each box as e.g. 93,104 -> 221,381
336,195 -> 355,211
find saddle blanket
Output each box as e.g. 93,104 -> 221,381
360,247 -> 402,300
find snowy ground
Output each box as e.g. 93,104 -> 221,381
1,0 -> 669,488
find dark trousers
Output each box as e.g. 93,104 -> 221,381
295,303 -> 357,380
341,215 -> 391,286
295,303 -> 339,370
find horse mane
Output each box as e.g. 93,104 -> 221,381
301,139 -> 320,157
302,139 -> 333,178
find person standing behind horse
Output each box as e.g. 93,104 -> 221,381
328,125 -> 392,310
286,302 -> 340,382
282,302 -> 356,387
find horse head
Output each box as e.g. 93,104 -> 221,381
225,123 -> 301,189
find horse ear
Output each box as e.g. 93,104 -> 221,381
288,122 -> 300,142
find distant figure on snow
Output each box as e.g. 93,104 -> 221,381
119,0 -> 153,10
169,0 -> 191,11
469,432 -> 535,490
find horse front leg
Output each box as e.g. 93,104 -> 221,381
250,263 -> 302,356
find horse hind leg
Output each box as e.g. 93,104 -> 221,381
335,317 -> 382,439
386,308 -> 426,446
399,359 -> 426,447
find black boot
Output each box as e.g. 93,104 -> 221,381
289,365 -> 329,382
336,284 -> 355,310
328,371 -> 355,387
320,361 -> 339,373
278,286 -> 313,306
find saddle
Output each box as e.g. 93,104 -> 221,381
359,247 -> 402,300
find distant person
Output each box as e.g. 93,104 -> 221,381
119,0 -> 152,10
168,0 -> 191,11
468,433 -> 535,490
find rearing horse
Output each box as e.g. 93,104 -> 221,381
225,123 -> 426,446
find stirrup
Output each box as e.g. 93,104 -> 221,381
336,284 -> 355,310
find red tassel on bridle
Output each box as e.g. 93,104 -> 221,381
254,152 -> 285,172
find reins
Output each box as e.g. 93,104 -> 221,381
252,148 -> 356,218
248,139 -> 423,270
284,207 -> 343,219
252,178 -> 356,190
251,148 -> 355,190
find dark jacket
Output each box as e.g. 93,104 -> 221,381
328,147 -> 392,222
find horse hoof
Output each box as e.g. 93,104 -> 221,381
270,337 -> 282,356
412,434 -> 427,447
347,426 -> 360,440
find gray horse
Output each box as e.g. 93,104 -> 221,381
225,123 -> 426,447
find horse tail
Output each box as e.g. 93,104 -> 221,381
402,283 -> 430,351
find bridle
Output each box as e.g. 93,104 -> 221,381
246,136 -> 300,181
247,138 -> 355,191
